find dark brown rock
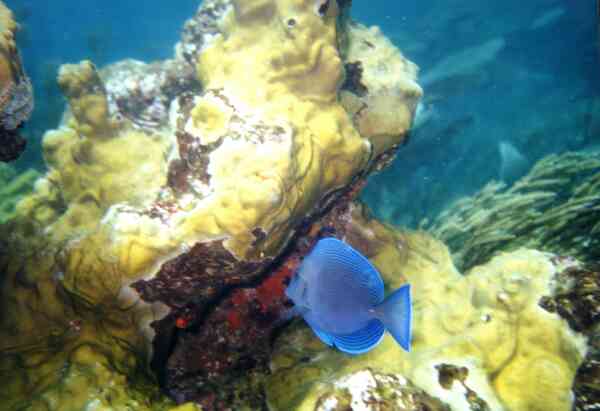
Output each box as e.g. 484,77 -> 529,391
539,261 -> 600,411
0,124 -> 26,161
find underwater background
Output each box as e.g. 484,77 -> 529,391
0,0 -> 599,410
8,0 -> 599,225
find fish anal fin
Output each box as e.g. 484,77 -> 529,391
331,319 -> 385,355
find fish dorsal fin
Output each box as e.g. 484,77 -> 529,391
330,319 -> 385,355
311,238 -> 384,304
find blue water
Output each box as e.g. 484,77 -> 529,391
354,0 -> 599,226
5,0 -> 600,226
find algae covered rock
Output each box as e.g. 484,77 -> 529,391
539,261 -> 600,411
0,1 -> 33,162
267,322 -> 450,411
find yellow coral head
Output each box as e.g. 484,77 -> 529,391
200,0 -> 344,105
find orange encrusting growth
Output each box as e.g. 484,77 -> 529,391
226,311 -> 242,329
225,258 -> 299,330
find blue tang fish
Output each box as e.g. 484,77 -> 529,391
285,237 -> 412,354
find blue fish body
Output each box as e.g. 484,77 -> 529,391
285,237 -> 412,355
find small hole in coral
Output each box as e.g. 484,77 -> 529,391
317,0 -> 330,16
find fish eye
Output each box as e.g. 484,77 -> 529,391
287,18 -> 296,28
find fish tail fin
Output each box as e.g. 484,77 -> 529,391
374,284 -> 412,352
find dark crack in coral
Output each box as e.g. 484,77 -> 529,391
131,240 -> 268,310
341,61 -> 368,97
